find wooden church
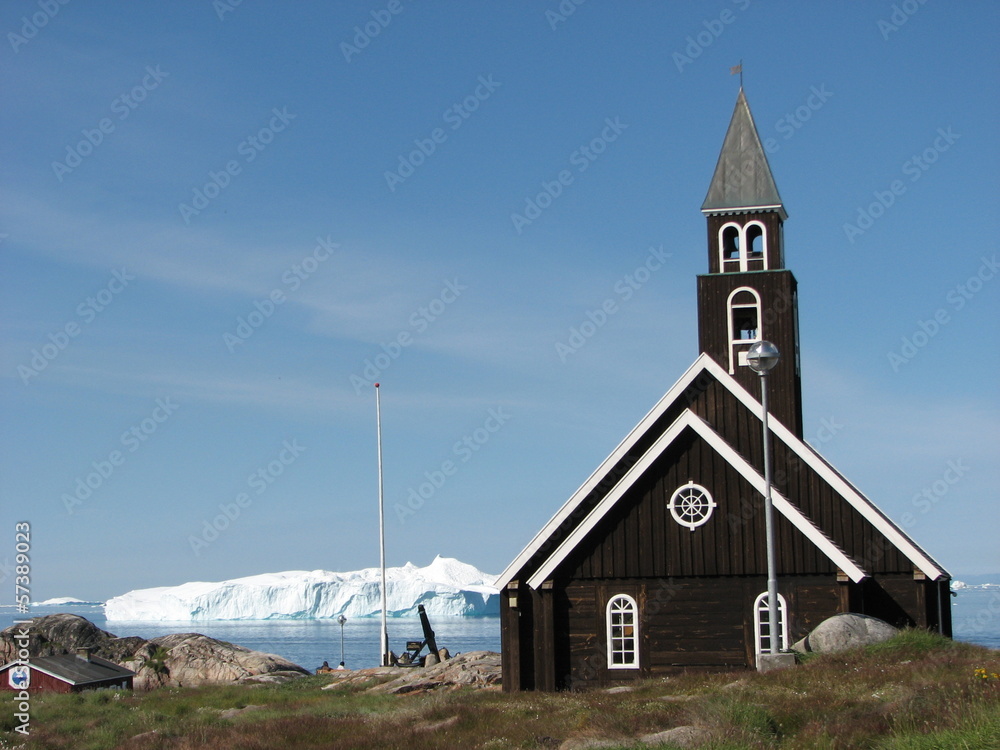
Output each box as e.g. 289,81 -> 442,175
495,89 -> 952,692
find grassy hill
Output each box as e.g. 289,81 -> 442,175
7,630 -> 999,749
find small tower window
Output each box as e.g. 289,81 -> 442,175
719,221 -> 768,272
753,592 -> 789,657
727,287 -> 762,373
606,595 -> 639,669
746,223 -> 765,260
722,225 -> 741,260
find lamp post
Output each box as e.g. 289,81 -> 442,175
746,341 -> 781,667
337,614 -> 347,668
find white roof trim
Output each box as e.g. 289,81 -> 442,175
496,353 -> 947,590
693,359 -> 947,581
526,409 -> 866,588
494,355 -> 718,589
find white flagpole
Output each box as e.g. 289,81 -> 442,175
375,382 -> 389,666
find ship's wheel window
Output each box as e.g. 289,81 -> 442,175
668,482 -> 717,531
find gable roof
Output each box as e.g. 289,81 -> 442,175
496,354 -> 948,590
1,653 -> 135,686
701,88 -> 787,219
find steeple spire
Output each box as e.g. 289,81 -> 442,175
701,89 -> 786,220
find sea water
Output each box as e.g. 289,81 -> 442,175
3,586 -> 997,671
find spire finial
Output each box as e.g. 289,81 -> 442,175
730,60 -> 743,88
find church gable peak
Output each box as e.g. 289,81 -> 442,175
701,88 -> 787,220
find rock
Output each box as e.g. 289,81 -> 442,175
128,633 -> 310,689
218,704 -> 266,719
0,614 -> 309,690
438,647 -> 451,661
367,650 -> 501,694
791,613 -> 898,654
424,653 -> 439,668
639,726 -> 712,748
558,739 -> 629,750
414,715 -> 460,733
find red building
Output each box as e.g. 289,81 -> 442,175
0,649 -> 134,693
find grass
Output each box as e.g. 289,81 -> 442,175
5,631 -> 998,749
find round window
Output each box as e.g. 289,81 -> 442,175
669,482 -> 716,531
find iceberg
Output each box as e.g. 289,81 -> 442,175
34,597 -> 102,606
104,556 -> 499,621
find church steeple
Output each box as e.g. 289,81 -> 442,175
696,88 -> 803,436
702,88 -> 786,220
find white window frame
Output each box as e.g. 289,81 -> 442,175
718,221 -> 768,272
668,481 -> 717,531
753,592 -> 789,656
606,594 -> 639,669
726,286 -> 763,373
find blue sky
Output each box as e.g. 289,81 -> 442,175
1,1 -> 997,602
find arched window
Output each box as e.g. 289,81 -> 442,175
606,595 -> 639,669
721,224 -> 741,260
753,592 -> 788,656
745,222 -> 766,263
727,287 -> 762,373
719,221 -> 768,272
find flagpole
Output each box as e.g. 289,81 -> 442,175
375,382 -> 389,666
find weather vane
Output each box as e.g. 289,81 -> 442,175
730,60 -> 743,88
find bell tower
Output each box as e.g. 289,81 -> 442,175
697,89 -> 803,437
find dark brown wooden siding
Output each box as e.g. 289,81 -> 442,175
684,376 -> 915,576
554,576 -> 843,689
559,429 -> 834,581
697,269 -> 803,436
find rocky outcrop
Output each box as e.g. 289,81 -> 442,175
0,614 -> 309,689
320,650 -> 501,693
124,632 -> 309,689
791,613 -> 898,654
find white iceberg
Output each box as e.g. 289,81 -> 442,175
34,597 -> 102,606
104,556 -> 499,621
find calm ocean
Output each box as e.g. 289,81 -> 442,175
4,586 -> 997,672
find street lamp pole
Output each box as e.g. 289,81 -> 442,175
337,614 -> 347,667
746,341 -> 781,666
